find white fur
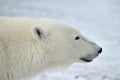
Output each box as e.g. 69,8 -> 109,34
0,17 -> 101,80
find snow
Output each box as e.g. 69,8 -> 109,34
0,0 -> 120,80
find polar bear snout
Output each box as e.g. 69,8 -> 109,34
80,47 -> 102,62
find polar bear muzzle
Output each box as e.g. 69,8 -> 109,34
80,48 -> 102,62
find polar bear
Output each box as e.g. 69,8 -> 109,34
0,17 -> 102,80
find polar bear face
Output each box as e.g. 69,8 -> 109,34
32,19 -> 102,68
0,18 -> 102,80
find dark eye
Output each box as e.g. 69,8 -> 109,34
75,36 -> 80,40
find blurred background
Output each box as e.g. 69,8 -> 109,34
0,0 -> 120,80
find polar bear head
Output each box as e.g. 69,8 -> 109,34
32,19 -> 102,68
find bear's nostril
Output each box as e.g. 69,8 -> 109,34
98,48 -> 102,54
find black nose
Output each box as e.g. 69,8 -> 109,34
98,48 -> 102,54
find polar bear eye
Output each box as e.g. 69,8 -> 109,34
75,36 -> 80,40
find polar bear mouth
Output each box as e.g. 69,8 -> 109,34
80,58 -> 93,62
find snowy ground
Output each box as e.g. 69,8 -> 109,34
0,0 -> 120,80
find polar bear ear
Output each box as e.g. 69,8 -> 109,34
32,26 -> 46,40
